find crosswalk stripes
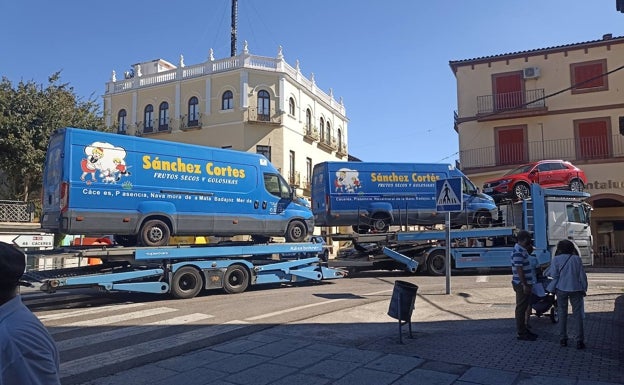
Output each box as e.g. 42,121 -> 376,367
37,302 -> 146,321
60,322 -> 248,379
56,313 -> 214,351
23,295 -> 243,382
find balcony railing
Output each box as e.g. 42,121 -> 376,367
180,113 -> 203,130
460,134 -> 624,169
476,89 -> 546,115
288,171 -> 301,187
317,136 -> 337,152
336,142 -> 347,156
246,108 -> 282,125
106,52 -> 346,117
137,119 -> 170,135
303,126 -> 319,141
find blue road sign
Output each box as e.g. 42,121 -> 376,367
436,178 -> 463,212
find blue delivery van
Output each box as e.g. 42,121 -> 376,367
311,161 -> 497,232
41,127 -> 313,246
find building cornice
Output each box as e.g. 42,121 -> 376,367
449,34 -> 624,73
106,51 -> 347,119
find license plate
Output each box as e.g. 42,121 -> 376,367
483,188 -> 493,193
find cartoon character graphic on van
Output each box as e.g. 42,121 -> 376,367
112,158 -> 131,181
79,142 -> 130,184
80,147 -> 104,182
334,168 -> 361,193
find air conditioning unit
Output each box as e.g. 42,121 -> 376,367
523,67 -> 540,79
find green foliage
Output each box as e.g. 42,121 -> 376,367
0,72 -> 107,202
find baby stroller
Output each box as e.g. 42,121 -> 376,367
528,274 -> 558,323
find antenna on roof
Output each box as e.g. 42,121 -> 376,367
231,0 -> 238,57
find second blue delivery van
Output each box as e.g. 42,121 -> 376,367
311,161 -> 497,232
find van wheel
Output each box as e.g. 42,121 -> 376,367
513,182 -> 531,200
223,265 -> 249,294
285,220 -> 307,242
140,219 -> 171,246
427,250 -> 446,276
171,266 -> 203,299
115,235 -> 137,247
371,214 -> 390,233
352,225 -> 369,234
473,212 -> 492,228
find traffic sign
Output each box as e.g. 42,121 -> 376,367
12,234 -> 54,248
436,178 -> 463,212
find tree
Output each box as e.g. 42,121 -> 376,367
0,72 -> 107,204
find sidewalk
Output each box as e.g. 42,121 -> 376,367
84,282 -> 624,385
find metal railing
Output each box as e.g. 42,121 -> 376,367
180,113 -> 203,130
303,126 -> 319,140
246,108 -> 282,124
0,200 -> 35,222
460,134 -> 624,169
477,88 -> 546,115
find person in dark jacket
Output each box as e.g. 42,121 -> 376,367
547,239 -> 588,349
0,242 -> 61,384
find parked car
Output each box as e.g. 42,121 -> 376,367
482,160 -> 587,201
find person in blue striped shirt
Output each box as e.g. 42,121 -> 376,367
511,230 -> 537,341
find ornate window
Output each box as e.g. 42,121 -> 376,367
326,121 -> 332,144
222,91 -> 233,110
256,145 -> 271,161
144,105 -> 154,132
289,97 -> 295,116
117,109 -> 127,134
159,102 -> 169,131
305,109 -> 312,130
319,117 -> 325,141
188,97 -> 199,126
258,90 -> 270,121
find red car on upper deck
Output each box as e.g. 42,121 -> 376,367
482,160 -> 587,201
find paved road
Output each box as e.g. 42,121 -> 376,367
21,270 -> 624,385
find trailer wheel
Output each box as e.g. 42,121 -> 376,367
223,265 -> 249,294
171,266 -> 203,299
427,250 -> 446,276
115,235 -> 138,247
285,220 -> 307,243
371,213 -> 390,233
140,219 -> 171,247
473,212 -> 492,228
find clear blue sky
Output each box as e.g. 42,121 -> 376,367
1,1 -> 622,164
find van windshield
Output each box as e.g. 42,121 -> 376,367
264,173 -> 292,199
462,178 -> 478,194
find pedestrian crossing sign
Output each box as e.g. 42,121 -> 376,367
436,178 -> 463,212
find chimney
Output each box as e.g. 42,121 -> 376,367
603,33 -> 613,40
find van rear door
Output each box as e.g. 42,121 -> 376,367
41,131 -> 66,230
311,163 -> 329,225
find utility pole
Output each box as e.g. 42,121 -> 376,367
231,0 -> 238,56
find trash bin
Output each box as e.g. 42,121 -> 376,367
388,280 -> 418,321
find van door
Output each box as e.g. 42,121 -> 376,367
261,173 -> 293,234
41,133 -> 66,230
